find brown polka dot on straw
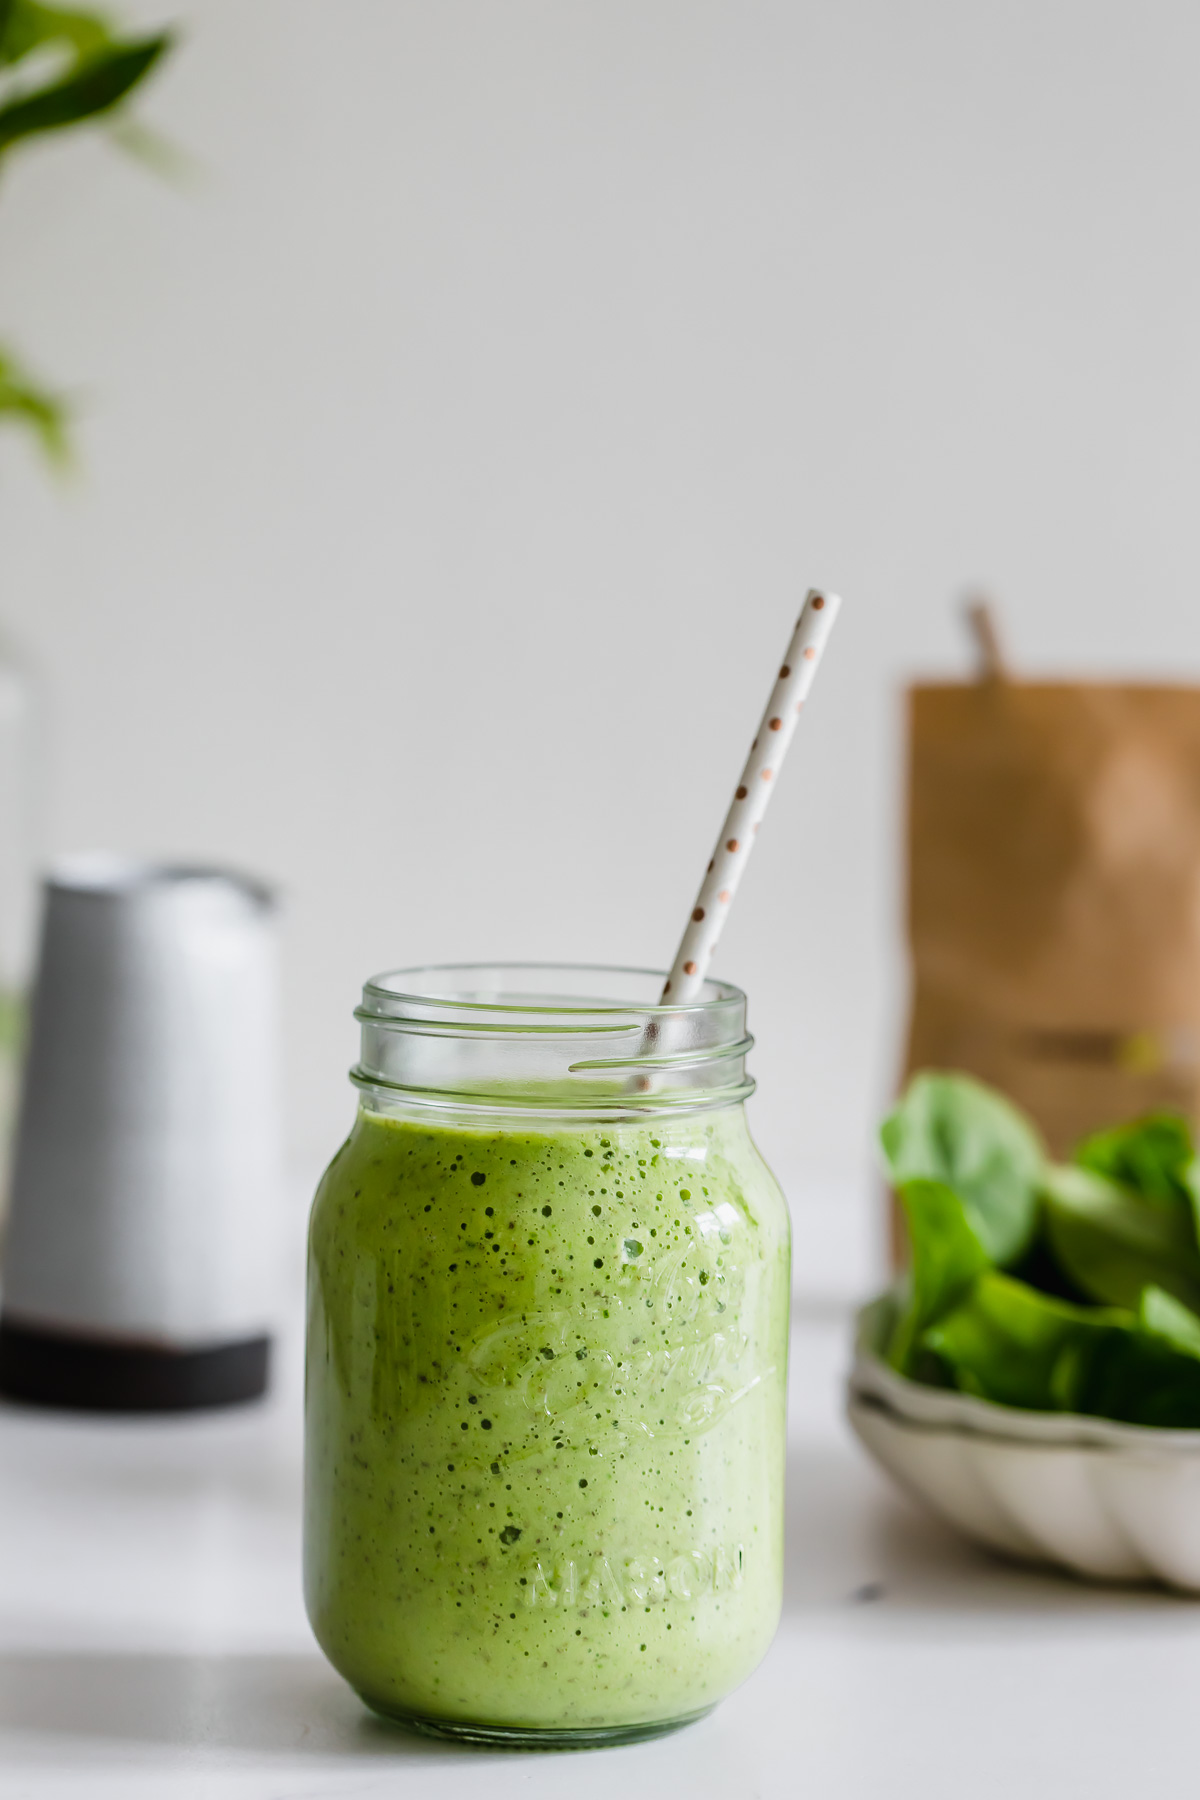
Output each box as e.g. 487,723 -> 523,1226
660,587 -> 843,1005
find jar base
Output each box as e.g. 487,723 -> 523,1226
363,1697 -> 716,1750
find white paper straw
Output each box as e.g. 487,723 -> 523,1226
662,587 -> 842,1004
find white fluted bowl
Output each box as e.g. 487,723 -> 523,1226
847,1297 -> 1200,1593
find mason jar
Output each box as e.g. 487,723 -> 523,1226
304,963 -> 790,1748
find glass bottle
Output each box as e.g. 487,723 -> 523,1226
304,963 -> 791,1748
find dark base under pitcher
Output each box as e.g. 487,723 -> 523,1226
364,1696 -> 715,1750
0,1314 -> 270,1412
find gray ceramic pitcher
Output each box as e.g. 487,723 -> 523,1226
0,856 -> 282,1410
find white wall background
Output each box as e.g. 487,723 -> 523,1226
4,0 -> 1200,1289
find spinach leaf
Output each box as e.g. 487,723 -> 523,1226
1138,1285 -> 1200,1359
924,1272 -> 1129,1412
1074,1113 -> 1199,1213
875,1076 -> 1200,1426
885,1178 -> 990,1377
1040,1162 -> 1200,1313
919,1274 -> 1200,1426
881,1072 -> 1043,1266
1083,1288 -> 1200,1427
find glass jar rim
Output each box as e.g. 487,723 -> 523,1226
351,962 -> 754,1119
358,961 -> 745,1023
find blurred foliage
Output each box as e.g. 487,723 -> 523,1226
0,345 -> 67,463
880,1073 -> 1200,1426
0,0 -> 173,465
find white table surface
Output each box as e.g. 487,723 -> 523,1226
1,1299 -> 1196,1800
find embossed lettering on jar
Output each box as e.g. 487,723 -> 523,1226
304,965 -> 791,1749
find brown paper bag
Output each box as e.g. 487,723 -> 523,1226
902,659 -> 1200,1161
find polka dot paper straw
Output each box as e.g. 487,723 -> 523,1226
662,587 -> 842,1004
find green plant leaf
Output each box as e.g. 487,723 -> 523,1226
1074,1112 -> 1198,1212
875,1083 -> 1200,1426
1040,1161 -> 1200,1312
914,1271 -> 1200,1426
885,1177 -> 991,1376
1,1 -> 113,66
0,31 -> 170,155
923,1271 -> 1129,1412
1086,1296 -> 1200,1428
107,111 -> 190,181
881,1071 -> 1043,1266
0,7 -> 174,478
0,344 -> 68,463
1139,1284 -> 1200,1359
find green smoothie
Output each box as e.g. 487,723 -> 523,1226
304,1101 -> 790,1736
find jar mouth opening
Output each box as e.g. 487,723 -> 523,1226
359,962 -> 745,1024
352,963 -> 753,1118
